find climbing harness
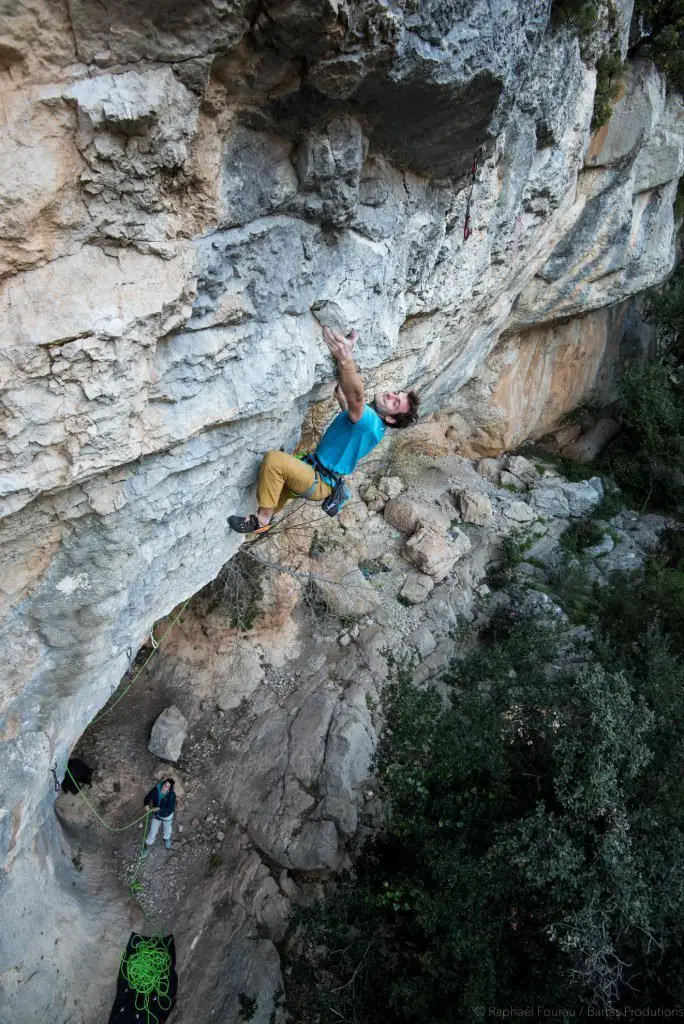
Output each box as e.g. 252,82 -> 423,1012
298,452 -> 351,517
463,148 -> 482,242
119,935 -> 173,1024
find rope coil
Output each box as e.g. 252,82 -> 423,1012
120,935 -> 173,1024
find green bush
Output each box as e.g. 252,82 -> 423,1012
551,0 -> 600,35
605,359 -> 684,512
560,519 -> 606,555
196,549 -> 265,630
487,528 -> 535,587
634,0 -> 684,94
647,264 -> 684,350
592,51 -> 625,130
287,592 -> 684,1019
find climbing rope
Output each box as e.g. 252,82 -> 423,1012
63,765 -> 152,832
62,765 -> 156,915
91,596 -> 191,726
463,148 -> 482,241
120,935 -> 173,1024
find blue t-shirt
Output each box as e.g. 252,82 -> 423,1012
315,405 -> 386,476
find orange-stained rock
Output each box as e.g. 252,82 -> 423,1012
442,300 -> 651,457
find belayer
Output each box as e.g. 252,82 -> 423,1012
228,325 -> 420,535
142,777 -> 176,853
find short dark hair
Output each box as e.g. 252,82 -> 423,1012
162,778 -> 175,788
389,390 -> 420,430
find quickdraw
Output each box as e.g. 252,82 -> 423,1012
463,148 -> 482,242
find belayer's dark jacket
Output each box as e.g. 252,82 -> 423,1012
144,784 -> 176,819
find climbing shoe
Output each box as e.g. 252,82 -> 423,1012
228,514 -> 271,535
164,840 -> 172,850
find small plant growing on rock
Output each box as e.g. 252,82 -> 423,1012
560,519 -> 605,556
238,993 -> 257,1021
592,51 -> 624,130
195,549 -> 265,630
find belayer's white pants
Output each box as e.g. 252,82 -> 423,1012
145,814 -> 173,846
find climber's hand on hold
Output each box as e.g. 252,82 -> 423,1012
322,325 -> 358,366
322,325 -> 365,422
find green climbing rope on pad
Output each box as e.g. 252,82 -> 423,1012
112,934 -> 177,1024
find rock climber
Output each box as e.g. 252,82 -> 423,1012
142,778 -> 176,853
228,325 -> 420,534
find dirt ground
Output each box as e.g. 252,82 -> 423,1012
61,632 -> 269,931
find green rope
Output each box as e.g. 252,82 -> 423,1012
120,935 -> 173,1024
64,765 -> 152,832
91,596 -> 191,726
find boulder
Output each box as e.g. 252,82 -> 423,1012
502,500 -> 537,523
456,489 -> 493,526
561,478 -> 603,517
597,541 -> 646,574
500,470 -> 527,491
148,706 -> 188,763
406,623 -> 437,659
255,884 -> 290,944
384,496 -> 420,534
628,525 -> 661,554
584,534 -> 614,557
399,572 -> 435,605
425,576 -> 476,633
314,795 -> 358,838
312,558 -> 379,617
359,481 -> 385,511
404,525 -> 471,582
503,455 -> 539,484
377,476 -> 404,500
529,487 -> 571,517
476,457 -> 502,483
561,418 -> 620,462
524,519 -> 571,568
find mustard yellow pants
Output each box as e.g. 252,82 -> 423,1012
257,450 -> 332,512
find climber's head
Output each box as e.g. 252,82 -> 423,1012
374,390 -> 420,428
160,778 -> 174,795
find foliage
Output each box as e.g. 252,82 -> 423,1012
238,993 -> 257,1021
605,359 -> 684,512
551,0 -> 601,35
675,176 -> 684,222
287,577 -> 684,1020
196,550 -> 265,630
634,0 -> 684,94
487,527 -> 535,586
592,51 -> 625,129
560,518 -> 605,555
525,446 -> 598,482
550,0 -> 624,128
647,264 -> 684,350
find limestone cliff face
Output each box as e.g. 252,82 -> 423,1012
1,0 -> 684,1019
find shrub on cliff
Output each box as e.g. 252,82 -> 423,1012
634,0 -> 684,93
287,594 -> 684,1021
606,359 -> 684,512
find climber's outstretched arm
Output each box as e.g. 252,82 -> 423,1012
334,383 -> 348,412
321,326 -> 365,423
